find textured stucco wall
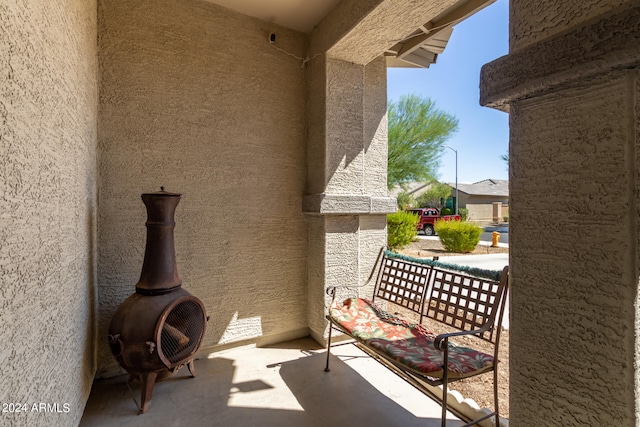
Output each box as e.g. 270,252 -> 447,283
0,0 -> 98,425
509,76 -> 637,424
364,57 -> 388,197
97,0 -> 308,377
482,1 -> 640,424
304,55 -> 391,205
510,0 -> 631,51
304,52 -> 391,341
318,56 -> 389,197
303,0 -> 470,341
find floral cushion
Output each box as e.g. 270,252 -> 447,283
329,298 -> 495,380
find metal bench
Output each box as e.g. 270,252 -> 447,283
324,247 -> 509,427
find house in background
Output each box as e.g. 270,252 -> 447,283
391,179 -> 509,223
452,179 -> 509,222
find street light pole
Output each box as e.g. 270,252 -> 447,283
445,146 -> 458,215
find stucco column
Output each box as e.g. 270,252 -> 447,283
304,55 -> 395,343
481,3 -> 640,425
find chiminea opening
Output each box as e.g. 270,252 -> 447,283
156,296 -> 206,368
108,187 -> 207,414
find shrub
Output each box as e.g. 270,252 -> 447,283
458,208 -> 469,221
503,215 -> 509,223
434,220 -> 482,253
387,211 -> 419,250
440,207 -> 454,215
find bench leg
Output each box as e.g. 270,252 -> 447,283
441,369 -> 448,427
324,322 -> 334,372
493,365 -> 500,426
441,344 -> 449,427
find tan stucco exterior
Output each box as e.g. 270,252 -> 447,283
96,0 -> 311,378
465,202 -> 509,223
3,0 -> 640,425
0,1 -> 98,425
482,1 -> 640,425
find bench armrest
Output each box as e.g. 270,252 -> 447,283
433,324 -> 492,351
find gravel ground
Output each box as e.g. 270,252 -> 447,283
399,237 -> 509,258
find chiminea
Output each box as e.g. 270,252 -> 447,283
108,187 -> 207,414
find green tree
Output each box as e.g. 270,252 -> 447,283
415,181 -> 452,209
388,94 -> 459,189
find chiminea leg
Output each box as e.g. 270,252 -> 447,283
139,371 -> 158,414
187,359 -> 197,378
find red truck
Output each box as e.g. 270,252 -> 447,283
408,208 -> 461,236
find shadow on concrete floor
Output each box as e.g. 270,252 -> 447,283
81,338 -> 463,427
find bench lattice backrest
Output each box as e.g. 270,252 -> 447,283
425,267 -> 505,343
371,250 -> 507,344
373,255 -> 432,317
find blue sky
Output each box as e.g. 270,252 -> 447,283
386,0 -> 509,185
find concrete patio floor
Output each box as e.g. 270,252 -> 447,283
81,337 -> 466,427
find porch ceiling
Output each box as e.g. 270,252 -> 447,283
204,0 -> 343,33
205,0 -> 495,68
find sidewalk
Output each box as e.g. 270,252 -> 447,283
438,253 -> 509,271
416,235 -> 509,249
